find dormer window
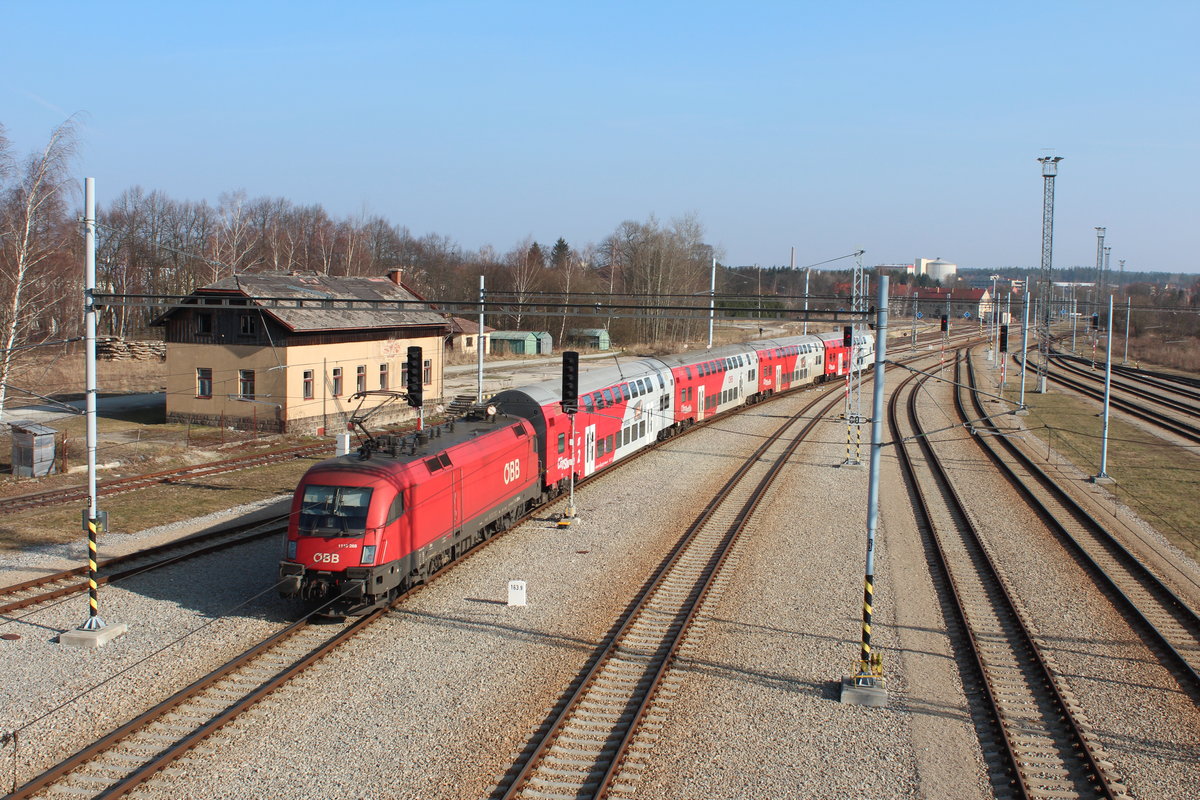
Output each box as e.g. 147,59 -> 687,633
240,314 -> 257,336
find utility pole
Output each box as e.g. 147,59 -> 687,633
477,276 -> 485,404
1093,227 -> 1106,315
1093,294 -> 1115,484
1037,155 -> 1063,392
707,257 -> 716,348
1103,245 -> 1111,300
61,178 -> 127,648
841,274 -> 890,706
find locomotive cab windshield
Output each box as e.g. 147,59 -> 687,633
298,485 -> 374,536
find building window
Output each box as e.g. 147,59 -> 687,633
239,315 -> 257,336
423,359 -> 432,385
196,368 -> 212,398
303,370 -> 314,400
196,313 -> 213,335
332,367 -> 343,397
465,336 -> 474,348
379,363 -> 389,390
239,369 -> 255,399
356,365 -> 366,394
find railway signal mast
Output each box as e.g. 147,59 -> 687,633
558,351 -> 580,527
1036,155 -> 1063,393
842,250 -> 867,467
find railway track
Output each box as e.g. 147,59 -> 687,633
961,353 -> 1200,696
3,372 -> 855,800
0,441 -> 331,514
0,516 -> 288,618
3,605 -> 374,800
891,360 -> 1126,800
1049,353 -> 1200,419
497,386 -> 844,800
1025,356 -> 1200,444
1062,354 -> 1200,404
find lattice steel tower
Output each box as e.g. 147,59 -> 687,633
1036,156 -> 1063,392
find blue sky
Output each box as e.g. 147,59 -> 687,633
3,1 -> 1197,273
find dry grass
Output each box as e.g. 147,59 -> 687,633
1000,377 -> 1200,561
0,455 -> 320,552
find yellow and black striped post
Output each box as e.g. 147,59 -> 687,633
82,514 -> 105,630
859,574 -> 874,673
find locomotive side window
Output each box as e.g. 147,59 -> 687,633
385,494 -> 405,525
558,433 -> 566,454
298,485 -> 374,536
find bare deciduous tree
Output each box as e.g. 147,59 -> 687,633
0,118 -> 78,422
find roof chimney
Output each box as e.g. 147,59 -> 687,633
387,268 -> 404,285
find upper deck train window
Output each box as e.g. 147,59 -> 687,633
657,373 -> 666,389
583,395 -> 594,412
685,367 -> 693,379
620,384 -> 631,401
602,388 -> 615,406
593,391 -> 605,409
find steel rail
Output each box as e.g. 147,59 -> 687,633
1050,354 -> 1200,418
0,518 -> 287,617
895,358 -> 1123,800
1027,358 -> 1200,444
0,441 -> 331,514
501,388 -> 842,800
964,353 -> 1200,697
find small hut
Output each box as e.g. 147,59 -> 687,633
568,328 -> 611,351
489,331 -> 539,355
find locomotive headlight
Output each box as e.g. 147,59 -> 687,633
360,545 -> 377,565
286,540 -> 297,560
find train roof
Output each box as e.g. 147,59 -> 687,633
306,414 -> 531,475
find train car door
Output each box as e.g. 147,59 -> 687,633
837,352 -> 844,375
584,424 -> 596,476
697,385 -> 705,421
775,364 -> 781,390
451,468 -> 463,528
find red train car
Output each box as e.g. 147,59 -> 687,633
279,413 -> 541,614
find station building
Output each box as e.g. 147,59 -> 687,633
153,270 -> 449,435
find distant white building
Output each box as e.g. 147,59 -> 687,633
914,257 -> 957,283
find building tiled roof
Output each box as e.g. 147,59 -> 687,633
170,273 -> 449,332
446,316 -> 495,335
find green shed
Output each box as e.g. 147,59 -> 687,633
490,331 -> 539,355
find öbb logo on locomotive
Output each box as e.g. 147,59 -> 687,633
277,330 -> 872,616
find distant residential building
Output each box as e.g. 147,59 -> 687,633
153,270 -> 449,435
445,316 -> 493,355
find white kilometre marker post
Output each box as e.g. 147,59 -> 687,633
508,580 -> 527,607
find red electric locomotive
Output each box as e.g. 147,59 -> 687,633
278,410 -> 542,615
279,331 -> 874,615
